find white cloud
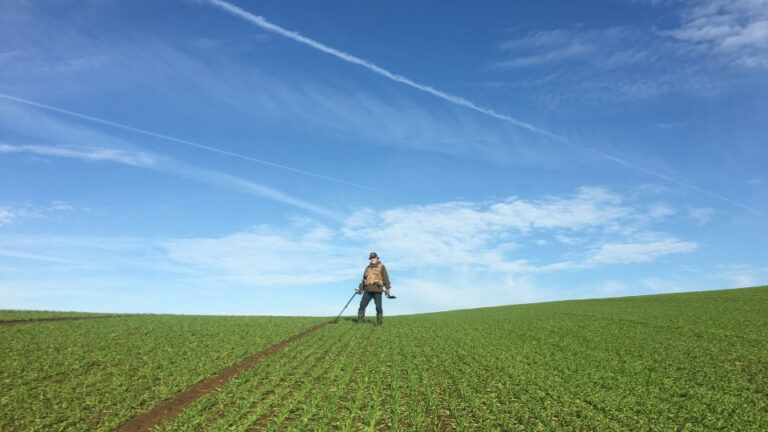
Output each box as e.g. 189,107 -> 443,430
394,275 -> 555,313
596,279 -> 628,296
0,93 -> 385,194
555,234 -> 582,245
0,206 -> 33,226
0,201 -> 77,227
584,239 -> 697,265
496,27 -> 646,70
0,104 -> 339,219
343,186 -> 630,271
496,42 -> 593,69
0,143 -> 155,166
648,204 -> 677,218
152,186 -> 699,290
491,1 -> 768,111
1,187 -> 707,313
664,0 -> 768,68
0,249 -> 81,264
717,264 -> 768,287
163,223 -> 360,286
642,277 -> 683,293
688,207 -> 714,226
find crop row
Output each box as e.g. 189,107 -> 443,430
160,287 -> 767,431
2,287 -> 766,431
0,315 -> 324,431
0,310 -> 116,322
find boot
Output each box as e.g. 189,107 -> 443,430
376,312 -> 383,326
357,308 -> 365,324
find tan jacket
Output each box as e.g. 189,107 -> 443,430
360,262 -> 391,292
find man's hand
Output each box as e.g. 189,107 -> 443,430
356,289 -> 363,294
385,289 -> 391,297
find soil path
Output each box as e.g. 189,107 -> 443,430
112,321 -> 329,432
0,315 -> 127,326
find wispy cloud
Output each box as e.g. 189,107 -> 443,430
79,186 -> 697,289
0,92 -> 385,194
642,277 -> 684,293
160,159 -> 342,220
164,222 -> 359,286
583,239 -> 697,265
491,2 -> 768,109
344,186 -> 696,273
204,1 -> 758,213
0,143 -> 155,166
688,207 -> 714,226
3,18 -> 525,169
1,187 -> 707,313
0,249 -> 81,264
716,264 -> 768,287
495,27 -> 641,70
664,0 -> 768,68
0,102 -> 340,219
2,141 -> 339,220
150,187 -> 701,308
0,201 -> 77,227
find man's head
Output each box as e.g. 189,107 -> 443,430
369,252 -> 378,263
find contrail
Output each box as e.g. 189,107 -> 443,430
0,141 -> 342,220
205,0 -> 561,141
206,0 -> 761,214
580,146 -> 761,214
0,92 -> 387,195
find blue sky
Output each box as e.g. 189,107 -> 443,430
1,0 -> 766,316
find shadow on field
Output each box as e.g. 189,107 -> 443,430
333,317 -> 359,324
334,317 -> 385,325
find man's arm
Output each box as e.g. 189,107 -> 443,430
381,265 -> 391,291
357,269 -> 366,293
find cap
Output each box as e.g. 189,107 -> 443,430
369,252 -> 378,259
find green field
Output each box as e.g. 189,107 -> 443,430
0,310 -> 117,322
2,286 -> 767,431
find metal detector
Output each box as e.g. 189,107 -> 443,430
333,291 -> 360,323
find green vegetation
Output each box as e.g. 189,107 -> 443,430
2,287 -> 767,431
0,310 -> 115,322
0,315 -> 323,431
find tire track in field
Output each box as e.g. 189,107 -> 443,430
0,315 -> 128,326
112,321 -> 329,432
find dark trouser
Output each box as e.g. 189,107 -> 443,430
358,291 -> 383,324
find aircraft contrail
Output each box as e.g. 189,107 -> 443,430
205,0 -> 761,214
0,142 -> 341,219
206,0 -> 561,141
0,92 -> 387,195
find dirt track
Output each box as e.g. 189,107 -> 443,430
112,321 -> 329,432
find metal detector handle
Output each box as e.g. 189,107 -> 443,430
333,290 -> 362,323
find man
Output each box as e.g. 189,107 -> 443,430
357,252 -> 391,325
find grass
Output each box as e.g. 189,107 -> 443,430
2,286 -> 767,431
0,310 -> 116,322
0,315 -> 323,431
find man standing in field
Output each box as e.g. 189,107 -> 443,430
357,252 -> 391,326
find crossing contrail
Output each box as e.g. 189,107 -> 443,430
205,0 -> 761,214
0,92 -> 387,195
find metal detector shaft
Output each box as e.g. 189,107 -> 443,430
334,291 -> 360,323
